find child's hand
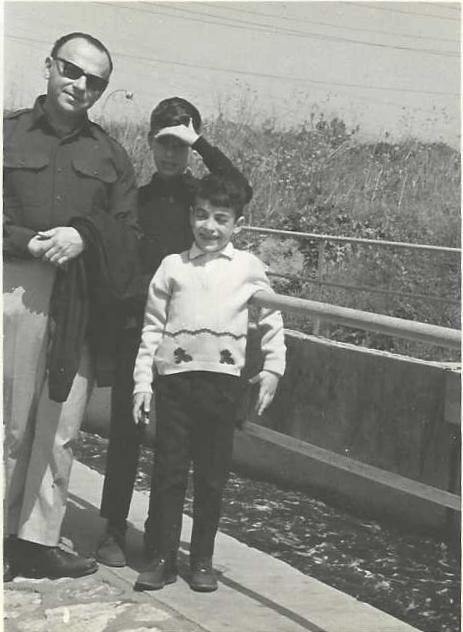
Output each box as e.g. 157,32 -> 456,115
133,391 -> 152,426
154,118 -> 199,146
248,371 -> 280,416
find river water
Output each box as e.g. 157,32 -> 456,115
75,431 -> 460,632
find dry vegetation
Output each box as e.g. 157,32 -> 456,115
100,109 -> 460,360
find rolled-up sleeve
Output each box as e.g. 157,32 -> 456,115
3,188 -> 35,257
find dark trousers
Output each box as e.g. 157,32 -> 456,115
146,372 -> 239,561
100,328 -> 142,530
100,334 -> 240,560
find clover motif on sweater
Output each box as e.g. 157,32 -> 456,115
174,347 -> 193,364
220,349 -> 235,365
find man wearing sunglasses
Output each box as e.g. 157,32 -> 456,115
3,32 -> 138,581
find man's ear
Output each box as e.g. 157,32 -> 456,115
44,57 -> 52,80
233,216 -> 245,234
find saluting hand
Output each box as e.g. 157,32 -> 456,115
154,118 -> 199,147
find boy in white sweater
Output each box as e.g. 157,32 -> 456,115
132,173 -> 286,592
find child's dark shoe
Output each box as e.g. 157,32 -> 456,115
189,558 -> 218,592
134,555 -> 177,591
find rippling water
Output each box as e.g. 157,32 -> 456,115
75,431 -> 460,632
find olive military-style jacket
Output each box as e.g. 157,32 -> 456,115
3,95 -> 140,400
3,95 -> 138,258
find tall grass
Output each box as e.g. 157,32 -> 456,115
97,109 -> 461,361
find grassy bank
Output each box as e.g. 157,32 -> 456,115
100,112 -> 460,360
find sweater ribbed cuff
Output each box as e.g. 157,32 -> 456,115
262,358 -> 285,377
133,384 -> 153,395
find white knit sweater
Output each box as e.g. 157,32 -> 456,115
133,242 -> 286,394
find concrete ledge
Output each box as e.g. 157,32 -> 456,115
244,422 -> 460,510
68,460 -> 420,632
233,428 -> 458,537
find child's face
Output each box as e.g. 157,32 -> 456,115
149,134 -> 189,178
190,199 -> 243,253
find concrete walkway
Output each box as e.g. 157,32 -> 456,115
4,461 -> 422,632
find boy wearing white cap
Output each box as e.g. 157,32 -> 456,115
97,97 -> 251,568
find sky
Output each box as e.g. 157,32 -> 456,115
3,1 -> 461,147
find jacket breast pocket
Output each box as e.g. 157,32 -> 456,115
4,152 -> 50,209
71,157 -> 118,214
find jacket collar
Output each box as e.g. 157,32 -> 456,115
189,241 -> 235,261
149,171 -> 192,194
30,95 -> 96,138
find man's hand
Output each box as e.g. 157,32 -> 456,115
27,234 -> 54,259
133,391 -> 152,426
38,227 -> 84,266
154,118 -> 199,147
248,370 -> 280,416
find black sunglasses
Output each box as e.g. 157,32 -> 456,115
53,56 -> 108,93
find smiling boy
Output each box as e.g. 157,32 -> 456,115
132,173 -> 286,593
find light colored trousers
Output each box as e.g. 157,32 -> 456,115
3,259 -> 94,546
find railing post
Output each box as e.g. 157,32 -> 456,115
313,240 -> 327,336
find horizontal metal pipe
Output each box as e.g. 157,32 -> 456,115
251,291 -> 461,349
242,225 -> 461,255
267,271 -> 459,305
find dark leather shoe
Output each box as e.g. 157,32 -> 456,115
134,555 -> 177,591
29,547 -> 98,579
96,528 -> 126,567
4,536 -> 22,581
190,558 -> 218,592
3,555 -> 16,582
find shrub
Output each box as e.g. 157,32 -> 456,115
95,109 -> 460,361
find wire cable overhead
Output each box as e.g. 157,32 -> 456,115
197,1 -> 460,44
6,32 -> 459,99
99,1 -> 459,59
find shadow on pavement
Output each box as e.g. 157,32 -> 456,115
63,493 -> 329,632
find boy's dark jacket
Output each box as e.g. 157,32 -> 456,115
134,136 -> 252,315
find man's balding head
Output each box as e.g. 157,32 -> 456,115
50,32 -> 113,75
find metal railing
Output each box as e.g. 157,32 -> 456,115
251,290 -> 461,350
242,225 -> 461,254
249,290 -> 461,514
242,226 -> 461,313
